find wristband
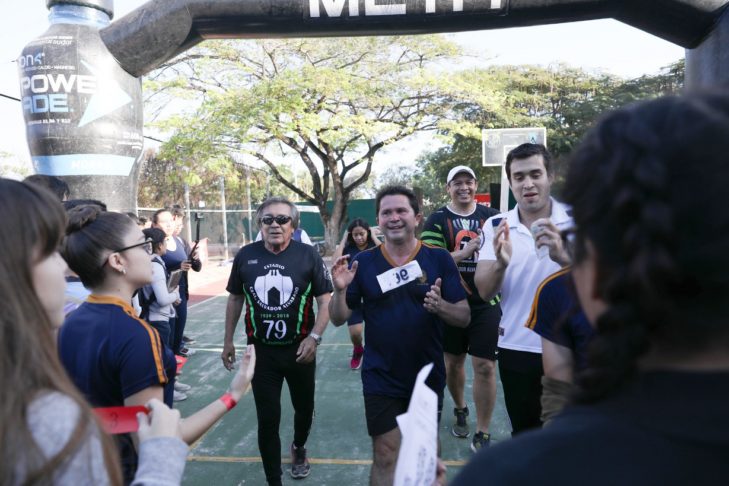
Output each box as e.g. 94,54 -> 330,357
219,392 -> 237,411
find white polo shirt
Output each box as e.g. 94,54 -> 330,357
479,198 -> 573,354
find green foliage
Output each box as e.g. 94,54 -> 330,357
415,59 -> 684,209
141,35 -> 684,239
142,36 -> 469,247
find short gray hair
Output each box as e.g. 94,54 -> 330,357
256,197 -> 300,229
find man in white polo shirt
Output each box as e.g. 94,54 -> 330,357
475,143 -> 572,435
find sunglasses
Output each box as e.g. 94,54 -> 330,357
260,215 -> 292,226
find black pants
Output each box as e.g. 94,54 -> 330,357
498,348 -> 543,435
171,291 -> 188,353
149,319 -> 172,347
251,342 -> 316,485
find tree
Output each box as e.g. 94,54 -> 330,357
146,36 -> 469,249
415,59 -> 685,208
137,148 -> 295,210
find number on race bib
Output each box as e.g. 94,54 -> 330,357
394,268 -> 409,284
264,319 -> 287,340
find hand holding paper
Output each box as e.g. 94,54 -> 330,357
394,363 -> 439,486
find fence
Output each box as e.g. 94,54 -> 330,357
139,194 -> 378,260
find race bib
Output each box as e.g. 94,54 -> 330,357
376,261 -> 423,293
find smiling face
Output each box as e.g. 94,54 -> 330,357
509,154 -> 554,216
447,173 -> 477,208
260,203 -> 294,250
377,194 -> 421,245
31,250 -> 68,328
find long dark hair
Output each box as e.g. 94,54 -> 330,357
0,179 -> 122,485
563,93 -> 729,403
346,218 -> 375,248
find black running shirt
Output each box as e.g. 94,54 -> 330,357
226,240 -> 332,345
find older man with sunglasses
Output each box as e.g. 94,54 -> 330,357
222,197 -> 332,486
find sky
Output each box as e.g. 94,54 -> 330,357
0,0 -> 685,175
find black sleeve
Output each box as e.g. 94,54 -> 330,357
310,247 -> 333,297
225,250 -> 246,295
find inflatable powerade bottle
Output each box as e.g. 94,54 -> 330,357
18,0 -> 143,211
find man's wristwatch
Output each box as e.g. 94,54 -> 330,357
308,332 -> 322,346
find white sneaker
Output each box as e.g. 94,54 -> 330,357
173,390 -> 188,402
175,382 -> 191,392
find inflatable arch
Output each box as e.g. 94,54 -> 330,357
18,0 -> 729,209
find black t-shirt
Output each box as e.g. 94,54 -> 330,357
422,204 -> 499,306
226,240 -> 332,345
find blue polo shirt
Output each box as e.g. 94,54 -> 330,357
59,295 -> 176,404
346,242 -> 467,398
58,295 -> 176,480
526,269 -> 595,371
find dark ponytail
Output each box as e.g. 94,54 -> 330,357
563,93 -> 729,402
63,207 -> 136,288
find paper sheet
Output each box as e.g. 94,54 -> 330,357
394,363 -> 439,486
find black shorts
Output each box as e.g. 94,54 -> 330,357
443,303 -> 501,360
364,393 -> 444,437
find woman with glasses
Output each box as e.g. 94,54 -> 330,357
453,93 -> 729,484
59,205 -> 256,484
0,178 -> 187,485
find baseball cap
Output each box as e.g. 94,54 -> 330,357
446,165 -> 476,184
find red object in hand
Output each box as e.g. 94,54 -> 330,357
94,406 -> 149,434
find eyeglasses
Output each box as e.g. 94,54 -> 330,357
560,228 -> 577,261
113,238 -> 154,256
260,215 -> 292,226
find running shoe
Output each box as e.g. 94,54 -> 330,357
173,390 -> 187,402
178,347 -> 196,357
182,335 -> 196,345
350,346 -> 364,370
174,381 -> 191,392
470,431 -> 491,452
451,407 -> 470,438
290,443 -> 311,479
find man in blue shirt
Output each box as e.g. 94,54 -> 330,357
329,185 -> 470,486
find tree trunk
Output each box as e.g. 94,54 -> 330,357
322,191 -> 348,253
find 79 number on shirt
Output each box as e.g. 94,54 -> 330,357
264,319 -> 287,340
394,268 -> 409,284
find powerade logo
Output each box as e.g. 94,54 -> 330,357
19,59 -> 132,127
20,73 -> 95,114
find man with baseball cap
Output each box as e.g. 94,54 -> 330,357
422,165 -> 501,451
